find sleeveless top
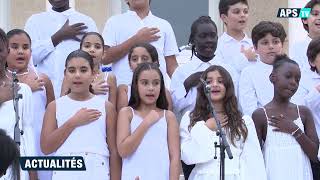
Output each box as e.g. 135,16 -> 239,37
121,107 -> 170,180
262,105 -> 313,180
55,95 -> 109,156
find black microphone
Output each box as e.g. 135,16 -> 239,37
200,78 -> 211,93
12,69 -> 19,83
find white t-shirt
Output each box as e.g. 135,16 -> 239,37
25,8 -> 98,98
102,10 -> 179,85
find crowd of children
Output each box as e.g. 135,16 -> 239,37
0,0 -> 320,180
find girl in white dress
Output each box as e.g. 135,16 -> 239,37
0,28 -> 36,180
6,29 -> 55,180
117,62 -> 180,180
252,55 -> 319,180
180,65 -> 267,180
61,32 -> 117,106
117,43 -> 173,111
41,50 -> 121,180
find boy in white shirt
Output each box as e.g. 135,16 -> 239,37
24,0 -> 98,98
102,0 -> 179,85
291,0 -> 320,72
216,0 -> 256,76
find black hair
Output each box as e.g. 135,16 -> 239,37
189,16 -> 217,58
6,29 -> 31,45
128,43 -> 159,66
251,21 -> 287,48
219,0 -> 248,16
80,32 -> 105,49
64,49 -> 94,94
0,129 -> 20,180
272,54 -> 299,73
128,62 -> 168,110
301,0 -> 320,32
307,37 -> 320,72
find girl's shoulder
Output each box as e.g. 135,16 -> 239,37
119,106 -> 134,117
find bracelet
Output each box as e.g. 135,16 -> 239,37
294,130 -> 304,139
291,127 -> 300,135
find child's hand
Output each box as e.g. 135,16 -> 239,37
57,19 -> 88,42
134,27 -> 160,44
205,115 -> 228,131
70,108 -> 101,127
145,110 -> 161,126
268,114 -> 299,134
241,45 -> 257,62
184,71 -> 203,94
91,79 -> 109,95
24,76 -> 45,92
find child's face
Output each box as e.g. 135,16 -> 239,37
65,57 -> 94,93
273,63 -> 300,99
6,34 -> 31,71
129,47 -> 153,71
137,69 -> 161,106
194,23 -> 218,59
303,4 -> 320,37
206,70 -> 226,103
310,52 -> 320,73
0,40 -> 8,68
221,2 -> 249,32
255,33 -> 283,65
81,34 -> 104,65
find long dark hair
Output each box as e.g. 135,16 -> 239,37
0,129 -> 20,180
80,32 -> 105,49
128,62 -> 168,110
189,65 -> 247,146
128,43 -> 160,66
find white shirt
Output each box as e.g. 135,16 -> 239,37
102,10 -> 179,85
180,112 -> 267,180
216,32 -> 255,76
290,35 -> 312,73
24,8 -> 98,98
170,55 -> 238,120
239,59 -> 306,117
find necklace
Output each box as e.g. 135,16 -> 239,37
6,68 -> 30,78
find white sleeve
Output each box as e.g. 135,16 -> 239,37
305,87 -> 320,111
20,84 -> 36,157
86,17 -> 98,32
102,17 -> 117,47
163,22 -> 179,57
240,116 -> 267,180
24,16 -> 55,66
170,67 -> 192,113
180,112 -> 217,165
239,68 -> 258,117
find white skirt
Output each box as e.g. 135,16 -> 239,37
52,152 -> 110,180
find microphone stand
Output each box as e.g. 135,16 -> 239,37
12,70 -> 23,146
200,79 -> 233,180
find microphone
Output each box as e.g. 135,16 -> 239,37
200,78 -> 211,93
12,69 -> 19,84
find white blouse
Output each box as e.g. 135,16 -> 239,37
180,112 -> 267,180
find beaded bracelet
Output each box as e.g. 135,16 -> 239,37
291,127 -> 300,136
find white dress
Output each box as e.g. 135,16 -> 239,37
0,83 -> 35,180
52,95 -> 109,180
32,72 -> 52,180
180,112 -> 267,180
262,106 -> 313,180
121,107 -> 170,180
